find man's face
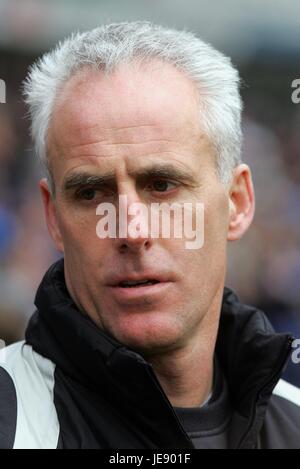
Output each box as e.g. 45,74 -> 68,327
43,61 -> 242,356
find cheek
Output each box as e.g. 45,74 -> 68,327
180,190 -> 229,254
57,205 -> 105,254
204,191 -> 229,247
174,192 -> 229,285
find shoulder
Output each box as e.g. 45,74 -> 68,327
259,379 -> 300,449
0,341 -> 59,449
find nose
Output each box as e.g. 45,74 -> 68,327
116,190 -> 152,254
118,236 -> 151,254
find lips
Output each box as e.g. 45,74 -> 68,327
107,273 -> 169,288
107,277 -> 172,304
106,272 -> 173,302
118,279 -> 160,288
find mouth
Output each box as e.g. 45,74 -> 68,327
117,279 -> 161,288
108,275 -> 172,302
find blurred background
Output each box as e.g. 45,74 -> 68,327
0,0 -> 299,385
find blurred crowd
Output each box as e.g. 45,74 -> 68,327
0,53 -> 60,343
0,52 -> 299,384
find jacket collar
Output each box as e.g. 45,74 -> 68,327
25,258 -> 293,448
216,288 -> 293,447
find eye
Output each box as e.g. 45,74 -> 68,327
75,185 -> 115,203
147,179 -> 177,193
76,187 -> 97,200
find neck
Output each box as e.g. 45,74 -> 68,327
145,291 -> 222,408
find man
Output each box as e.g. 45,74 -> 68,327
0,21 -> 299,449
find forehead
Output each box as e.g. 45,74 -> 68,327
49,60 -> 201,151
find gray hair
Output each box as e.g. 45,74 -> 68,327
23,21 -> 243,188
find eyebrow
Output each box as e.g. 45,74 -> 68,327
62,164 -> 198,192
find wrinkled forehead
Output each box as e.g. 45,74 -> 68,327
48,60 -> 202,151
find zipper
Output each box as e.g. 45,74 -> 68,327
145,363 -> 195,449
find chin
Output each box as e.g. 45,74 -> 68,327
109,316 -> 183,356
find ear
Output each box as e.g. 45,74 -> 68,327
227,164 -> 255,241
39,178 -> 64,252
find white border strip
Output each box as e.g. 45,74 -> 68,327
273,379 -> 300,408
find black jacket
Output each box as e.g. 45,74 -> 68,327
0,259 -> 300,449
